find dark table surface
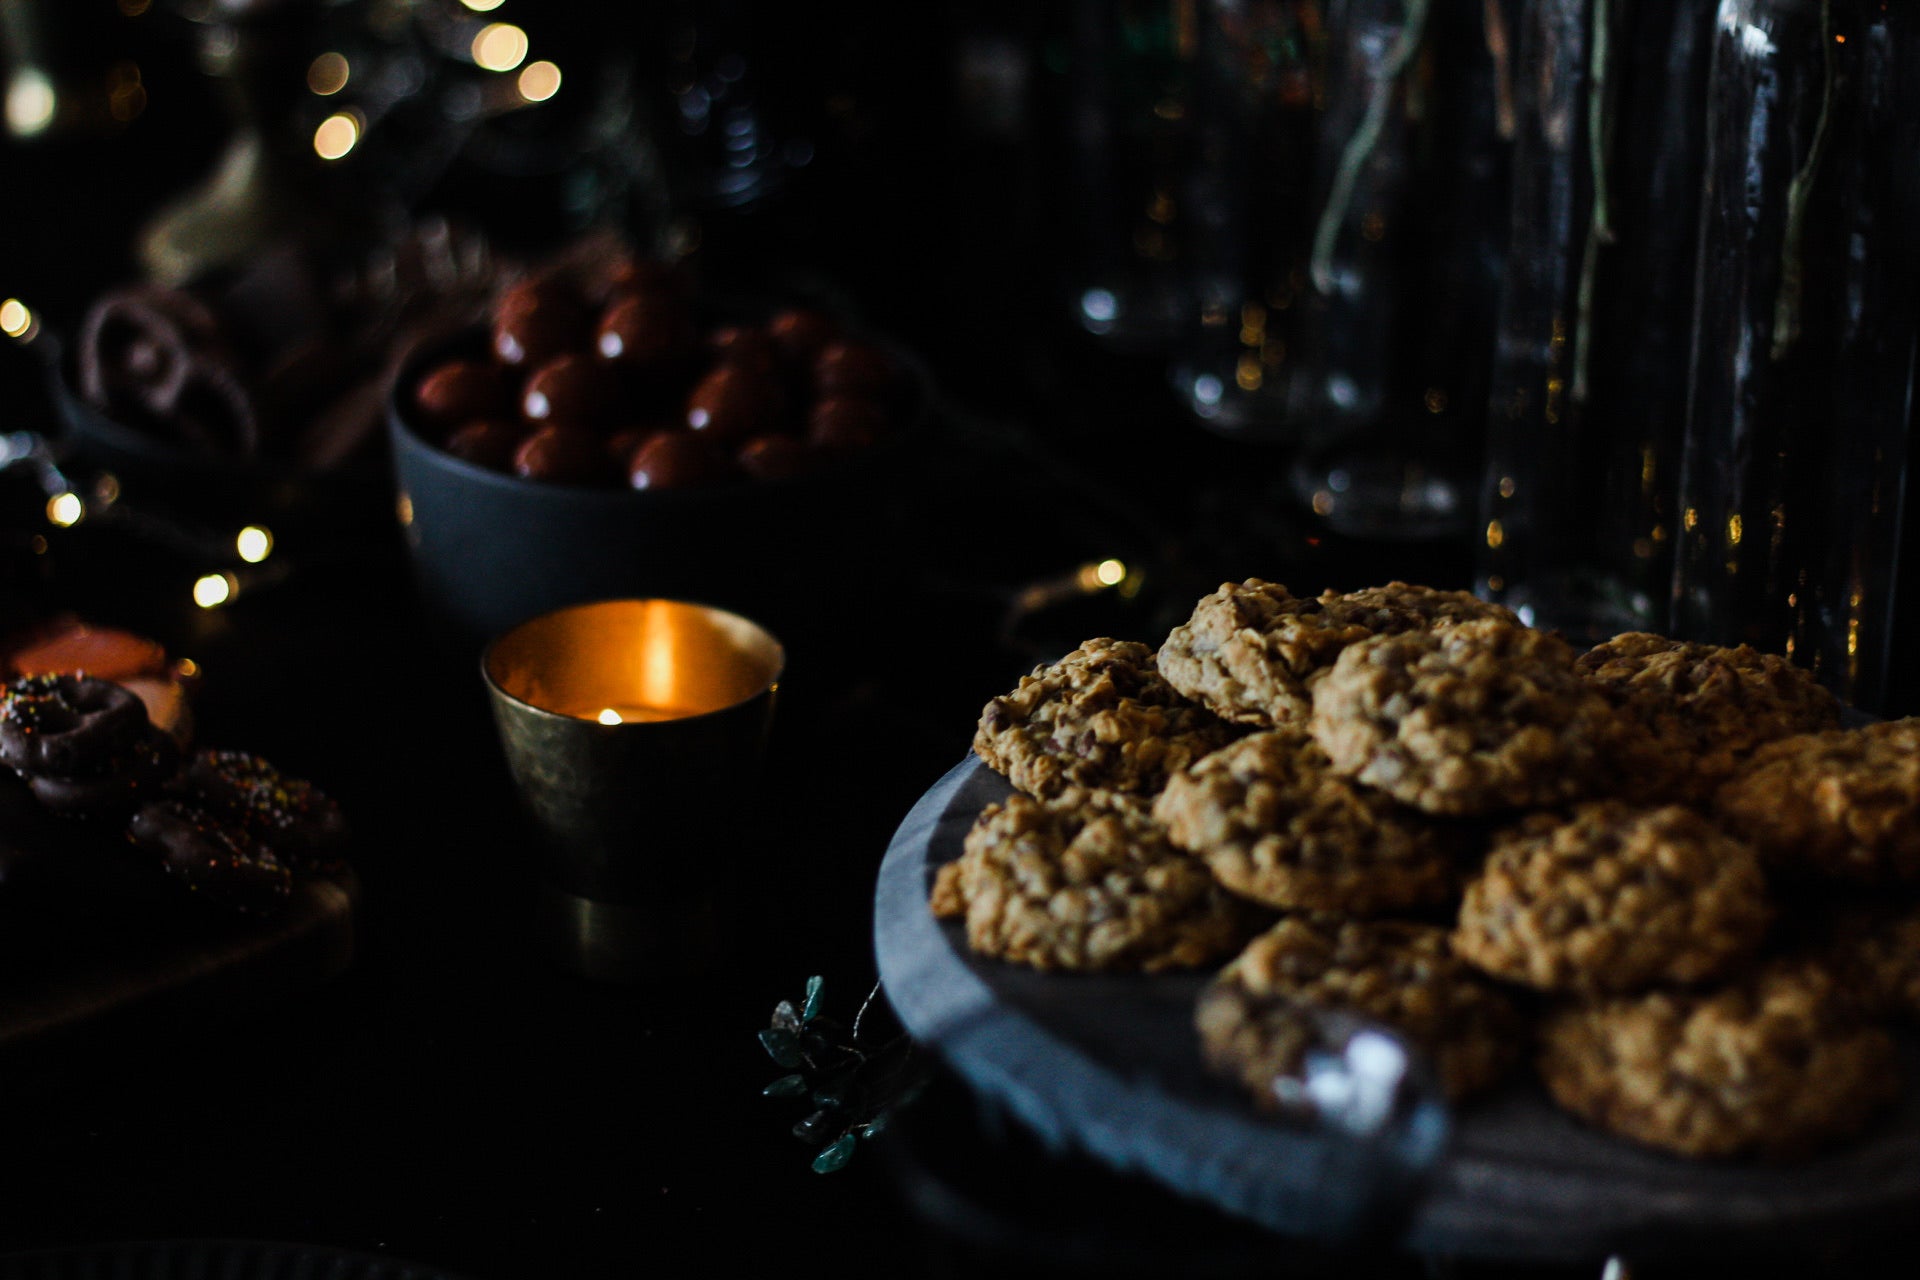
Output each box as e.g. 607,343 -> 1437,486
0,7 -> 1912,1277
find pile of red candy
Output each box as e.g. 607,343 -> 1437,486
407,259 -> 907,489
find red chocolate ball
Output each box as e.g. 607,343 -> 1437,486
806,396 -> 889,453
606,426 -> 657,466
521,353 -> 625,429
628,431 -> 736,491
493,300 -> 587,369
443,419 -> 527,472
814,340 -> 896,400
685,362 -> 782,445
495,275 -> 580,320
513,425 -> 616,486
737,434 -> 817,482
707,325 -> 779,373
767,308 -> 838,368
414,360 -> 513,430
610,258 -> 685,299
596,294 -> 696,370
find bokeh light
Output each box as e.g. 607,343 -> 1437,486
45,492 -> 82,527
472,23 -> 529,72
518,60 -> 561,102
236,526 -> 274,563
5,70 -> 56,137
193,574 -> 236,609
313,112 -> 359,160
307,52 -> 350,96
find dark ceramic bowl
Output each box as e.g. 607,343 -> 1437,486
387,328 -> 930,643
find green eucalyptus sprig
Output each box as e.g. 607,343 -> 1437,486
759,976 -> 926,1173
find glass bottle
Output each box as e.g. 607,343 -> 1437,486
1670,0 -> 1920,710
1285,0 -> 1517,537
1476,0 -> 1717,638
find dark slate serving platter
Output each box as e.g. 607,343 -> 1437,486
874,756 -> 1920,1261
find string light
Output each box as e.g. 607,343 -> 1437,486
107,62 -> 145,123
45,492 -> 82,527
235,526 -> 273,563
472,23 -> 529,72
518,60 -> 561,102
459,0 -> 506,9
193,573 -> 236,609
0,298 -> 32,339
313,112 -> 359,160
597,708 -> 623,725
307,52 -> 350,96
5,69 -> 56,138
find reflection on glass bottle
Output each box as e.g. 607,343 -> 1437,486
1672,0 -> 1920,710
1058,0 -> 1204,348
1477,0 -> 1714,637
1279,0 -> 1514,537
1171,0 -> 1322,431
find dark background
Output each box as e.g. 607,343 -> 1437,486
0,3 -> 1901,1277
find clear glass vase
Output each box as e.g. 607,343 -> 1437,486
1169,0 -> 1324,433
1475,0 -> 1716,638
1670,0 -> 1920,710
1053,0 -> 1207,349
1277,0 -> 1515,537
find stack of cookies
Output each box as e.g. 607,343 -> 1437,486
933,579 -> 1920,1160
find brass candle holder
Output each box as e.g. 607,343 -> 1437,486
482,599 -> 784,980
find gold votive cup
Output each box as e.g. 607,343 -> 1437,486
481,599 -> 784,981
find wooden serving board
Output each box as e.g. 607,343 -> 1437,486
0,774 -> 357,1061
876,757 -> 1920,1262
0,872 -> 356,1056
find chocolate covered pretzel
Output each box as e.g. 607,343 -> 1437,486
167,750 -> 350,873
128,800 -> 294,913
0,674 -> 147,776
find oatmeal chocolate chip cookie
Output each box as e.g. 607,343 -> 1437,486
1157,580 -> 1365,727
973,638 -> 1240,803
1713,719 -> 1920,882
1152,728 -> 1459,915
1308,619 -> 1621,816
1453,802 -> 1769,993
1328,582 -> 1520,634
929,793 -> 1263,972
1537,959 -> 1900,1159
1157,580 -> 1514,728
1576,633 -> 1839,803
1196,915 -> 1521,1104
1797,900 -> 1920,1022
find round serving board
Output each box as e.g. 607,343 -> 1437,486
874,755 -> 1920,1261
